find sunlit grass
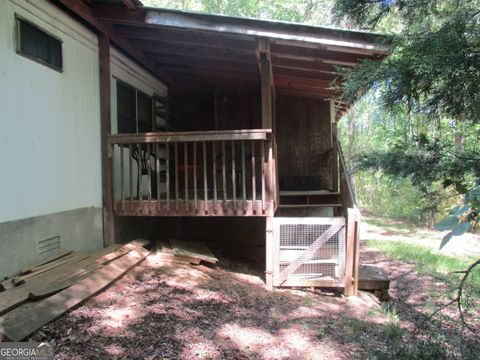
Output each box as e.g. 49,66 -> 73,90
368,239 -> 480,298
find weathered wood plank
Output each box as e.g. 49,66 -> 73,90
241,141 -> 247,212
222,141 -> 227,205
212,141 -> 217,212
108,129 -> 271,144
231,141 -> 237,210
193,142 -> 198,210
170,240 -> 218,264
203,141 -> 208,214
184,142 -> 189,211
0,248 -> 149,341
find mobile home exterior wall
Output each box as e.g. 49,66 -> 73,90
0,0 -> 103,278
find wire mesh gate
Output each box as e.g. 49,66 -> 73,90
272,217 -> 346,287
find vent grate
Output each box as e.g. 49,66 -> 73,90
38,235 -> 61,259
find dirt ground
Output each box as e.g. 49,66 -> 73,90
28,243 -> 479,359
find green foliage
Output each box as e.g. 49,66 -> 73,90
334,0 -> 480,123
367,239 -> 480,293
142,0 -> 334,26
334,0 -> 480,241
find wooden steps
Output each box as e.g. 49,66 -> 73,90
0,240 -> 150,341
279,190 -> 341,206
278,204 -> 342,208
358,265 -> 390,300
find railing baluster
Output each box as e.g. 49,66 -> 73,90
129,144 -> 133,210
137,143 -> 142,212
212,141 -> 217,212
166,142 -> 170,211
193,142 -> 198,211
241,140 -> 246,212
184,142 -> 189,211
222,140 -> 227,207
203,141 -> 208,214
175,142 -> 179,211
147,143 -> 152,205
261,141 -> 265,213
251,141 -> 256,213
156,143 -> 160,210
120,144 -> 124,211
108,129 -> 273,216
231,140 -> 236,211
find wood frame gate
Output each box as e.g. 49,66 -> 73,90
272,217 -> 346,288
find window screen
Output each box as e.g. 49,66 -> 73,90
17,18 -> 62,71
137,91 -> 153,133
117,82 -> 137,134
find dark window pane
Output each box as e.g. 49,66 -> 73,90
117,82 -> 136,134
137,92 -> 153,132
18,19 -> 62,70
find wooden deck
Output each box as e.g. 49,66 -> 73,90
114,199 -> 275,216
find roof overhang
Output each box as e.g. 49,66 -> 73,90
74,1 -> 389,110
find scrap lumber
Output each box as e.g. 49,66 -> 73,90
0,240 -> 148,316
0,246 -> 150,341
18,250 -> 73,276
0,251 -> 75,290
170,239 -> 218,264
12,253 -> 90,285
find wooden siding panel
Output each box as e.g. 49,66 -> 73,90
275,95 -> 333,190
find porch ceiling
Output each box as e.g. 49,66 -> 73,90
88,1 -> 388,102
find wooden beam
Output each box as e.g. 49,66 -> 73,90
151,53 -> 256,70
271,55 -> 340,72
115,27 -> 255,52
122,0 -> 139,11
273,67 -> 339,82
140,43 -> 255,64
55,0 -> 171,85
271,43 -> 376,65
154,60 -> 257,76
276,88 -> 332,99
274,75 -> 338,89
108,129 -> 272,144
99,34 -> 115,247
165,67 -> 259,82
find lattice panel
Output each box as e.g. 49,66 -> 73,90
273,218 -> 345,286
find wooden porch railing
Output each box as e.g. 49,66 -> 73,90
335,135 -> 361,296
107,129 -> 276,217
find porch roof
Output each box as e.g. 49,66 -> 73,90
74,0 -> 388,116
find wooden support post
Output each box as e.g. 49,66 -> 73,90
257,38 -> 274,210
99,34 -> 114,246
257,39 -> 273,130
344,208 -> 360,296
265,216 -> 274,290
330,100 -> 339,192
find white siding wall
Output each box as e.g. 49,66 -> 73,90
0,0 -> 102,223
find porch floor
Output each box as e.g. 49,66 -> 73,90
114,200 -> 275,216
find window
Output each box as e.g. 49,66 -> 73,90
16,17 -> 62,71
116,80 -> 154,134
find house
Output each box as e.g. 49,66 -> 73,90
0,0 -> 387,295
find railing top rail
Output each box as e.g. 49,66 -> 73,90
108,129 -> 272,144
334,134 -> 357,207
